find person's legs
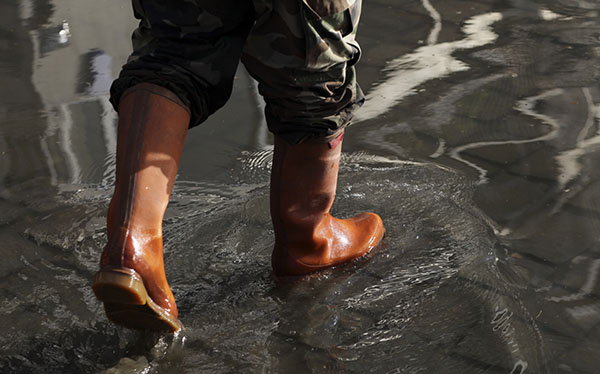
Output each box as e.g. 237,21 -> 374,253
244,0 -> 365,144
244,0 -> 385,277
94,0 -> 254,331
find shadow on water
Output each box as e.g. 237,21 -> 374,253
2,0 -> 600,373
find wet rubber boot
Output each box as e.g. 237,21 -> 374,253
92,83 -> 189,332
270,133 -> 385,278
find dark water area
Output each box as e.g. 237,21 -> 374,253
1,0 -> 600,373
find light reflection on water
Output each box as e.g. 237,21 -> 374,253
355,10 -> 503,122
1,0 -> 600,373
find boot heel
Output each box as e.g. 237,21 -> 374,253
92,267 -> 183,332
92,267 -> 148,305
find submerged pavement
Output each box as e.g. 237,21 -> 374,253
1,0 -> 600,373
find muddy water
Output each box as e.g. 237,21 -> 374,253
1,0 -> 600,373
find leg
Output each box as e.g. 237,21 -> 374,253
94,0 -> 255,331
93,84 -> 188,331
244,0 -> 385,277
269,132 -> 384,277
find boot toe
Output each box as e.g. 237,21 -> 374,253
363,212 -> 385,250
351,210 -> 383,236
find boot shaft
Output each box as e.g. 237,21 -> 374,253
270,134 -> 343,244
103,83 -> 190,267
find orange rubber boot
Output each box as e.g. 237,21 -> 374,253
270,133 -> 385,278
92,83 -> 189,332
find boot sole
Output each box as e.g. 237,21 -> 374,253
92,267 -> 183,332
273,249 -> 376,283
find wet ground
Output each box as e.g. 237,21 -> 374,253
1,0 -> 600,373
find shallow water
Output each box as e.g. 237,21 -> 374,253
1,0 -> 600,373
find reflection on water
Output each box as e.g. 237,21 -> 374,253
356,9 -> 502,122
2,0 -> 600,373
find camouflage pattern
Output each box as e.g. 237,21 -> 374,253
110,0 -> 364,144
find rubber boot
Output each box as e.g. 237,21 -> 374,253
270,132 -> 385,278
92,83 -> 189,332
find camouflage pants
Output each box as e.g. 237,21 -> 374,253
110,0 -> 364,144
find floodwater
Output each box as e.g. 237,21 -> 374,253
1,0 -> 599,373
